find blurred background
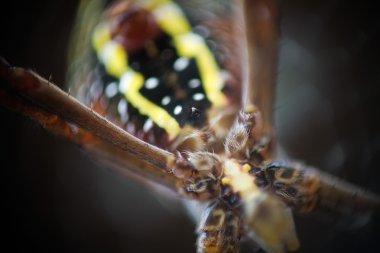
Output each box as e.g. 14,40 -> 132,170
0,0 -> 379,252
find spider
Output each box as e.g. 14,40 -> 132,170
0,0 -> 380,253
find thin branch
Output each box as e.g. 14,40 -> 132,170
0,57 -> 177,175
0,88 -> 179,191
317,169 -> 380,213
240,0 -> 280,137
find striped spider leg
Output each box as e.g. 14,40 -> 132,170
1,0 -> 380,253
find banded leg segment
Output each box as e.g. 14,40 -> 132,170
224,105 -> 272,164
265,161 -> 380,214
197,201 -> 241,253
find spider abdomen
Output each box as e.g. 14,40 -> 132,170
76,0 -> 233,148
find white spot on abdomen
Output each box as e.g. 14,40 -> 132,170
173,57 -> 189,71
193,93 -> 205,101
117,99 -> 127,115
145,77 -> 159,89
188,78 -> 201,89
161,96 -> 171,106
173,105 -> 183,115
143,118 -> 154,132
105,82 -> 118,98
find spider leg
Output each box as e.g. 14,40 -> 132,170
243,190 -> 300,253
238,0 -> 280,141
0,58 -> 175,170
265,160 -> 380,214
224,0 -> 280,163
197,201 -> 241,253
0,72 -> 179,191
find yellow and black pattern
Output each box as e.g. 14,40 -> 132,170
92,0 -> 228,140
197,201 -> 240,253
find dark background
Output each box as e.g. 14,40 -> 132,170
1,0 -> 379,252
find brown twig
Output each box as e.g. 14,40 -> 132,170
240,0 -> 280,138
0,58 -> 177,178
